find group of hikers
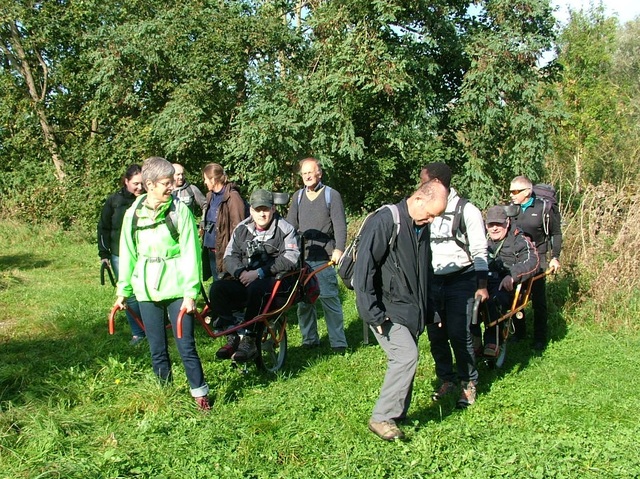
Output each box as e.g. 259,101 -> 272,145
97,156 -> 562,440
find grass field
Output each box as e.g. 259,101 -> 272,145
1,220 -> 639,478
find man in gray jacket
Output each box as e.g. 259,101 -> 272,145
354,180 -> 448,441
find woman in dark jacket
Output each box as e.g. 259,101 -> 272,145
97,164 -> 145,345
201,163 -> 247,280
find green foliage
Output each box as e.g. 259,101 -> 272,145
552,5 -> 640,192
447,0 -> 560,208
0,0 -> 575,226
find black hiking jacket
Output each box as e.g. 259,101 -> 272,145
98,187 -> 137,259
353,199 -> 435,337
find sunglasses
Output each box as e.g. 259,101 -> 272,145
510,188 -> 528,195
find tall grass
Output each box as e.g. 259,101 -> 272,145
1,219 -> 639,478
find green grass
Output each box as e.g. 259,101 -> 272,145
1,220 -> 639,478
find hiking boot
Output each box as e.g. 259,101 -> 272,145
129,335 -> 146,347
231,335 -> 257,363
215,333 -> 239,360
483,343 -> 499,358
194,395 -> 211,411
457,381 -> 477,409
368,420 -> 405,441
431,381 -> 457,401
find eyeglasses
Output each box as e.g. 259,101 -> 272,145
510,188 -> 528,195
157,180 -> 173,188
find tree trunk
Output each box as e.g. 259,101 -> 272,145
8,21 -> 65,181
573,147 -> 582,195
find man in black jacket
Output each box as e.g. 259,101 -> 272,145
509,176 -> 562,350
353,180 -> 448,441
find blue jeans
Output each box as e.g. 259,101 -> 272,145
206,249 -> 219,281
138,299 -> 209,398
111,255 -> 144,338
297,261 -> 347,348
427,271 -> 478,384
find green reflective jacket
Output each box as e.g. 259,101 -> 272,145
116,195 -> 201,302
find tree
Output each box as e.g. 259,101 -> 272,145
226,0 -> 470,212
552,4 -> 622,192
1,3 -> 68,180
447,0 -> 560,207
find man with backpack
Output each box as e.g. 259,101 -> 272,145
509,175 -> 562,351
353,180 -> 448,441
287,158 -> 348,353
421,162 -> 489,409
172,163 -> 206,218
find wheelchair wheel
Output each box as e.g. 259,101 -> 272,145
255,320 -> 288,373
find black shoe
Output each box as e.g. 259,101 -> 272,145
232,335 -> 257,362
533,341 -> 546,351
332,347 -> 346,355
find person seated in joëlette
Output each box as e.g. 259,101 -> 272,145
483,205 -> 540,357
208,189 -> 300,362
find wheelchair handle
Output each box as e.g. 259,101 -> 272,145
108,304 -> 144,335
471,296 -> 481,325
101,262 -> 116,287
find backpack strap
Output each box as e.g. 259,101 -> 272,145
132,197 -> 180,249
540,197 -> 550,237
450,197 -> 470,255
383,204 -> 401,248
297,185 -> 332,211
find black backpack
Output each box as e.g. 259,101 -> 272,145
532,183 -> 557,237
450,197 -> 470,253
337,204 -> 400,290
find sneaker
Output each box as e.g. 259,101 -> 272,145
331,347 -> 347,355
302,341 -> 320,349
368,419 -> 405,441
431,381 -> 457,401
215,333 -> 239,359
483,343 -> 499,357
231,335 -> 257,363
457,381 -> 477,409
194,396 -> 211,411
129,335 -> 146,347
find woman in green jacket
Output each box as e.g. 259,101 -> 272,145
114,157 -> 210,410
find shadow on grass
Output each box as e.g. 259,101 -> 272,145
0,254 -> 52,272
392,271 -> 577,426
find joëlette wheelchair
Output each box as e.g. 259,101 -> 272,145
472,268 -> 552,368
108,192 -> 331,373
